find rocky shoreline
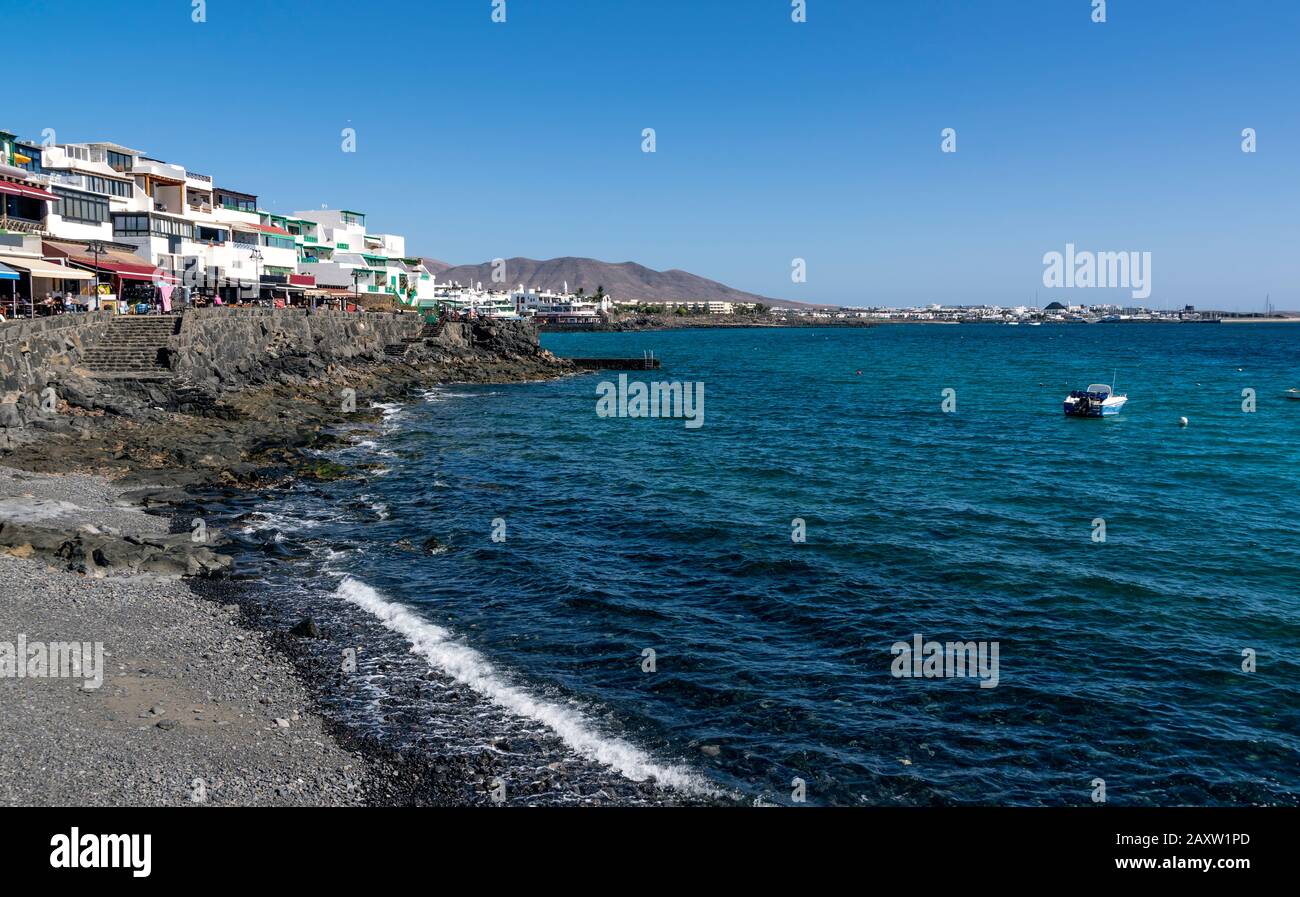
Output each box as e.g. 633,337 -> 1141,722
0,311 -> 717,805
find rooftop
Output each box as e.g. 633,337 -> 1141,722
83,141 -> 146,156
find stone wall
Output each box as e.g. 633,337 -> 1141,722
172,307 -> 422,390
0,309 -> 550,445
0,313 -> 113,428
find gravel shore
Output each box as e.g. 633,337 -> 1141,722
0,467 -> 367,806
0,320 -> 714,806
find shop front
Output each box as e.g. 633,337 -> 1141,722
0,251 -> 97,317
43,240 -> 180,313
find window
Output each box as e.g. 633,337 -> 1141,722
82,175 -> 132,197
150,216 -> 193,239
106,150 -> 133,171
14,144 -> 43,174
54,187 -> 109,224
217,191 -> 257,212
112,214 -> 150,236
262,235 -> 295,250
111,213 -> 193,238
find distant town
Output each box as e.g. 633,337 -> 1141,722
1,129 -> 1292,328
763,301 -> 1297,325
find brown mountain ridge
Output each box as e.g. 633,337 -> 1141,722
420,257 -> 824,309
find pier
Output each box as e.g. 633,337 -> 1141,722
565,350 -> 660,370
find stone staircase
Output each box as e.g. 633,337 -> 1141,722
82,315 -> 181,379
382,320 -> 440,358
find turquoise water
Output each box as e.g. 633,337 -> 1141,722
257,324 -> 1300,804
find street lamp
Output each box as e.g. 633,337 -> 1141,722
250,248 -> 263,305
85,239 -> 108,311
351,268 -> 361,312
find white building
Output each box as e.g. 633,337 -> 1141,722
512,286 -> 609,324
294,208 -> 434,307
5,129 -> 441,311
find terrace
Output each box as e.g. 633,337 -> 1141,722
215,188 -> 257,213
0,181 -> 57,234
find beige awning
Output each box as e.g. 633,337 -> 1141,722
0,254 -> 97,280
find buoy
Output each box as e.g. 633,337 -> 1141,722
1179,416 -> 1189,427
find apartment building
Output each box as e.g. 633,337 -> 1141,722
2,127 -> 444,312
294,208 -> 437,306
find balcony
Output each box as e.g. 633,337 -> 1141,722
44,171 -> 86,189
0,213 -> 47,235
134,158 -> 186,182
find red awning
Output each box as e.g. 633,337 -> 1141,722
289,273 -> 315,287
0,180 -> 58,201
117,269 -> 178,284
69,256 -> 179,284
234,222 -> 293,236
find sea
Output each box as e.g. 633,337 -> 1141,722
214,323 -> 1300,805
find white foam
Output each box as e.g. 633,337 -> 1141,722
335,576 -> 711,794
419,388 -> 483,402
371,401 -> 405,424
240,510 -> 323,535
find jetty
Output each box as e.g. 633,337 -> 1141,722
565,350 -> 660,371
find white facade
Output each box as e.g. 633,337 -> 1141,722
6,129 -> 434,307
512,287 -> 609,322
35,143 -> 147,244
294,209 -> 430,306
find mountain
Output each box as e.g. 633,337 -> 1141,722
424,256 -> 823,309
418,257 -> 454,274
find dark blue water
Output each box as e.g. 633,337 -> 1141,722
247,324 -> 1300,805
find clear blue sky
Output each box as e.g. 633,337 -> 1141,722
4,0 -> 1297,310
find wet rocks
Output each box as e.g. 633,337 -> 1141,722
0,517 -> 232,578
289,617 -> 323,639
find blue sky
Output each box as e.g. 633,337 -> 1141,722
3,0 -> 1297,310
